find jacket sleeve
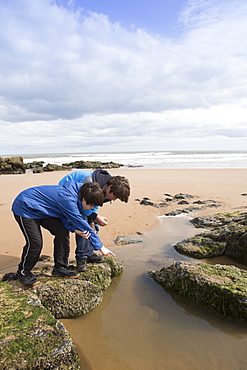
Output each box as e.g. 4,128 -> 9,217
56,194 -> 103,250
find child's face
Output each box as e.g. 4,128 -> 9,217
104,185 -> 118,201
81,199 -> 95,210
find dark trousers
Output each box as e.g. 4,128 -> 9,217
14,214 -> 70,273
75,216 -> 99,260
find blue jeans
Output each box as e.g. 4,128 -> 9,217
75,216 -> 100,260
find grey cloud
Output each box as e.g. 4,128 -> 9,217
1,0 -> 247,153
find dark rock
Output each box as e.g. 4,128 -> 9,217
0,156 -> 26,174
62,160 -> 123,169
150,261 -> 247,322
164,206 -> 203,216
174,193 -> 193,200
140,199 -> 154,206
205,203 -> 222,208
32,167 -> 43,173
165,210 -> 183,216
1,157 -> 124,174
1,272 -> 18,281
26,161 -> 45,169
43,163 -> 68,172
115,235 -> 143,245
140,198 -> 168,208
178,200 -> 189,205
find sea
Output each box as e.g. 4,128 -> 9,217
18,150 -> 247,169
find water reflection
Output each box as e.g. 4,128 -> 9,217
62,217 -> 247,370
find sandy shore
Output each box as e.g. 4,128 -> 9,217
1,169 -> 246,273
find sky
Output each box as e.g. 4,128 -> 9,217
0,0 -> 247,155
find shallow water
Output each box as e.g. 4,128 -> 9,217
62,217 -> 247,370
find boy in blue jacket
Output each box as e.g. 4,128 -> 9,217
59,169 -> 130,271
12,181 -> 115,287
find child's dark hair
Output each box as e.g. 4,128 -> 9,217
78,182 -> 104,206
107,176 -> 130,203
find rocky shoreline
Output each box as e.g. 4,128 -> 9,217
150,211 -> 247,324
0,156 -> 124,174
0,257 -> 123,369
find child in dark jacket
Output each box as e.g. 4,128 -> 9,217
12,181 -> 115,287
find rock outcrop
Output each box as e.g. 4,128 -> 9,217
150,211 -> 247,323
0,282 -> 80,369
0,156 -> 26,174
150,261 -> 247,322
0,257 -> 123,369
0,156 -> 124,174
174,212 -> 247,264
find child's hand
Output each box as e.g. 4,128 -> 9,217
96,215 -> 108,226
75,229 -> 91,239
100,246 -> 116,257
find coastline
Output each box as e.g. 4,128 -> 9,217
1,168 -> 247,273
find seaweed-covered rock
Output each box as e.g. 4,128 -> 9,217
178,212 -> 247,263
150,261 -> 247,322
0,282 -> 80,369
34,279 -> 103,319
79,264 -> 112,290
174,234 -> 226,258
2,258 -> 124,320
104,257 -> 124,277
1,257 -> 124,367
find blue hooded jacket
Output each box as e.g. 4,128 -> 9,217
11,180 -> 103,250
58,169 -> 112,219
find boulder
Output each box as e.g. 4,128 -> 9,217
0,282 -> 80,369
150,261 -> 247,322
174,234 -> 226,258
35,279 -> 103,319
0,257 -> 123,368
177,212 -> 247,264
0,156 -> 26,174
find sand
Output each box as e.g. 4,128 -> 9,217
0,168 -> 246,273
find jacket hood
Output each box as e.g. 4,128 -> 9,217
92,169 -> 111,189
62,179 -> 82,195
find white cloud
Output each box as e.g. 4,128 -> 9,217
0,0 -> 247,154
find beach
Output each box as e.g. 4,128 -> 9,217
0,168 -> 247,274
